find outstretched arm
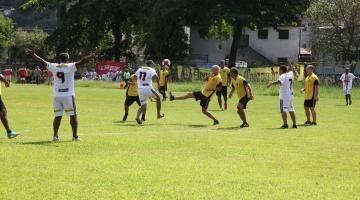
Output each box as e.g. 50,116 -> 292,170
25,49 -> 49,68
267,80 -> 281,88
75,47 -> 101,68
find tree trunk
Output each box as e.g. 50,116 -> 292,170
228,23 -> 243,68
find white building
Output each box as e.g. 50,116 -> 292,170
188,25 -> 311,66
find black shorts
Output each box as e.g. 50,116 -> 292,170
304,99 -> 316,108
125,96 -> 141,107
0,96 -> 5,112
193,91 -> 211,109
216,86 -> 227,97
159,86 -> 167,93
239,96 -> 250,109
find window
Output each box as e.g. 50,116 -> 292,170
277,57 -> 288,64
258,30 -> 268,39
278,30 -> 289,39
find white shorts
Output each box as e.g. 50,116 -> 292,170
343,86 -> 352,95
54,96 -> 77,117
138,87 -> 158,106
280,96 -> 294,112
20,77 -> 26,81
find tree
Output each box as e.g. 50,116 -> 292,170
308,0 -> 360,72
0,13 -> 14,62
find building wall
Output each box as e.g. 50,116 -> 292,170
189,26 -> 304,64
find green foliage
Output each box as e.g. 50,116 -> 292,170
0,13 -> 13,49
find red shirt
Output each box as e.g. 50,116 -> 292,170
19,68 -> 26,77
5,69 -> 11,76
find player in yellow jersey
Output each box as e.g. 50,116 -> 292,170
228,68 -> 254,128
217,60 -> 230,110
159,63 -> 169,101
301,65 -> 319,126
122,75 -> 146,122
169,65 -> 222,125
0,74 -> 18,139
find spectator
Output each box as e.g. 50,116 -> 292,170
33,66 -> 42,84
18,67 -> 27,84
4,67 -> 12,82
47,69 -> 53,85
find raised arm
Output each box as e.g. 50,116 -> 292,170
75,47 -> 101,68
25,49 -> 49,68
267,80 -> 281,88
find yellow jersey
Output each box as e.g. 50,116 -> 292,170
219,67 -> 230,85
304,73 -> 319,100
127,75 -> 138,97
0,83 -> 2,95
159,69 -> 169,87
231,75 -> 248,99
202,74 -> 222,97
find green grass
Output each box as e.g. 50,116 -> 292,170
0,82 -> 360,200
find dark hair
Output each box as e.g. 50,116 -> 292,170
230,68 -> 238,75
59,53 -> 70,63
279,65 -> 287,73
146,60 -> 154,67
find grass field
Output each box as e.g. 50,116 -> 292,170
0,81 -> 360,200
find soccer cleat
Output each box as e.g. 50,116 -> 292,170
52,136 -> 60,142
292,124 -> 298,128
7,131 -> 18,139
281,124 -> 289,129
169,92 -> 175,101
136,118 -> 143,125
311,122 -> 317,126
213,120 -> 220,126
240,122 -> 249,128
122,113 -> 128,121
224,103 -> 228,110
72,136 -> 81,142
304,121 -> 311,126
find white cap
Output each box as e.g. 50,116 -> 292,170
211,65 -> 220,69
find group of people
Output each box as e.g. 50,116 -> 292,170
0,47 -> 358,142
2,66 -> 53,85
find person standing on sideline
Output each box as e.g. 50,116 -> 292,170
18,67 -> 27,84
0,73 -> 18,139
26,47 -> 101,142
340,68 -> 359,105
301,65 -> 319,126
217,60 -> 230,110
34,66 -> 42,85
4,67 -> 12,82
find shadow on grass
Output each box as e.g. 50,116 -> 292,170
20,141 -> 72,146
335,104 -> 347,107
216,127 -> 242,131
114,123 -> 210,128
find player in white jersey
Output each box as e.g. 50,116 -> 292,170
267,60 -> 297,128
134,60 -> 164,124
340,68 -> 359,105
26,48 -> 100,141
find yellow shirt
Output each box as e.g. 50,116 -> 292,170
304,73 -> 319,100
0,84 -> 2,95
202,74 -> 222,97
127,75 -> 138,97
219,67 -> 230,85
159,69 -> 169,86
231,75 -> 248,99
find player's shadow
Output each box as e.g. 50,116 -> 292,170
188,124 -> 209,128
335,104 -> 347,107
20,141 -> 71,146
216,127 -> 242,131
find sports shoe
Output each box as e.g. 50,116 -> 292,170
280,124 -> 289,129
52,136 -> 60,142
311,122 -> 317,126
213,120 -> 220,125
169,92 -> 175,101
224,103 -> 228,110
7,131 -> 18,139
136,118 -> 143,125
141,116 -> 146,122
72,136 -> 81,142
122,113 -> 128,121
304,121 -> 311,126
240,122 -> 249,128
292,124 -> 298,128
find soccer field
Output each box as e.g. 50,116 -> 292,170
0,82 -> 359,200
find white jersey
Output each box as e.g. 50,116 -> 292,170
279,71 -> 294,99
47,63 -> 77,97
135,67 -> 158,89
340,73 -> 356,89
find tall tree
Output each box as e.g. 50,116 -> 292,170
308,0 -> 360,72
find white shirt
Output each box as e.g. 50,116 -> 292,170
340,73 -> 356,88
47,63 -> 77,97
279,71 -> 294,99
135,67 -> 157,89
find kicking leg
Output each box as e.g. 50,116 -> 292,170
171,92 -> 194,100
202,107 -> 218,124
